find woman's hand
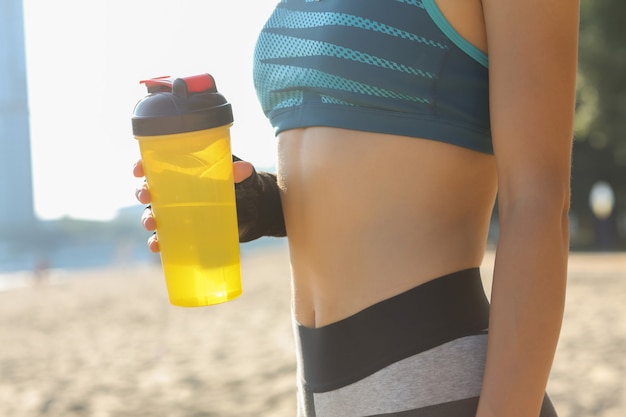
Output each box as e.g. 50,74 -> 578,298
133,159 -> 255,253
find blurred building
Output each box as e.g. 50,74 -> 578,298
0,0 -> 36,231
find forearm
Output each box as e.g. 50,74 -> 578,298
477,201 -> 569,417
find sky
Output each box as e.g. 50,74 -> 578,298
22,0 -> 279,221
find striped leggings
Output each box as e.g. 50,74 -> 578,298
293,268 -> 557,417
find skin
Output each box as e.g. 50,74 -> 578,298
134,0 -> 579,415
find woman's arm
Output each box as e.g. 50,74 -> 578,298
478,1 -> 579,416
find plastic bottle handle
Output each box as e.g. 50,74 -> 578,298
139,76 -> 173,93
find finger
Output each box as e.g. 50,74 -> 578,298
133,160 -> 145,178
135,184 -> 152,204
233,160 -> 254,183
148,232 -> 160,253
141,206 -> 156,231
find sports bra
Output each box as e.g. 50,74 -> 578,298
253,0 -> 492,154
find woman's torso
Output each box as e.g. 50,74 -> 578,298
257,0 -> 494,328
278,128 -> 496,328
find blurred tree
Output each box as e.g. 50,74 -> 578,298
571,0 -> 626,249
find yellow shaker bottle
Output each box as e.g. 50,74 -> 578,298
132,74 -> 241,307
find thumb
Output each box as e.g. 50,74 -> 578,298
233,160 -> 254,183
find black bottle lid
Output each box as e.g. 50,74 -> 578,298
132,74 -> 233,137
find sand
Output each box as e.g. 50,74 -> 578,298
0,242 -> 624,417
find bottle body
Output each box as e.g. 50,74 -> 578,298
136,125 -> 241,307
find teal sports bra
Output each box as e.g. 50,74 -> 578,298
253,0 -> 492,154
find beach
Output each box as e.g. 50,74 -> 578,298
0,242 -> 624,417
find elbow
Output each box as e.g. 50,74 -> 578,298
496,180 -> 571,259
498,178 -> 571,227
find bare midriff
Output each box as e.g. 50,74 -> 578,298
277,127 -> 497,328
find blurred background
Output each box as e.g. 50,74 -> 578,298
1,0 -> 281,274
1,1 -> 625,417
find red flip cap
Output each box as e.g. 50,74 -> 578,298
140,74 -> 217,96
